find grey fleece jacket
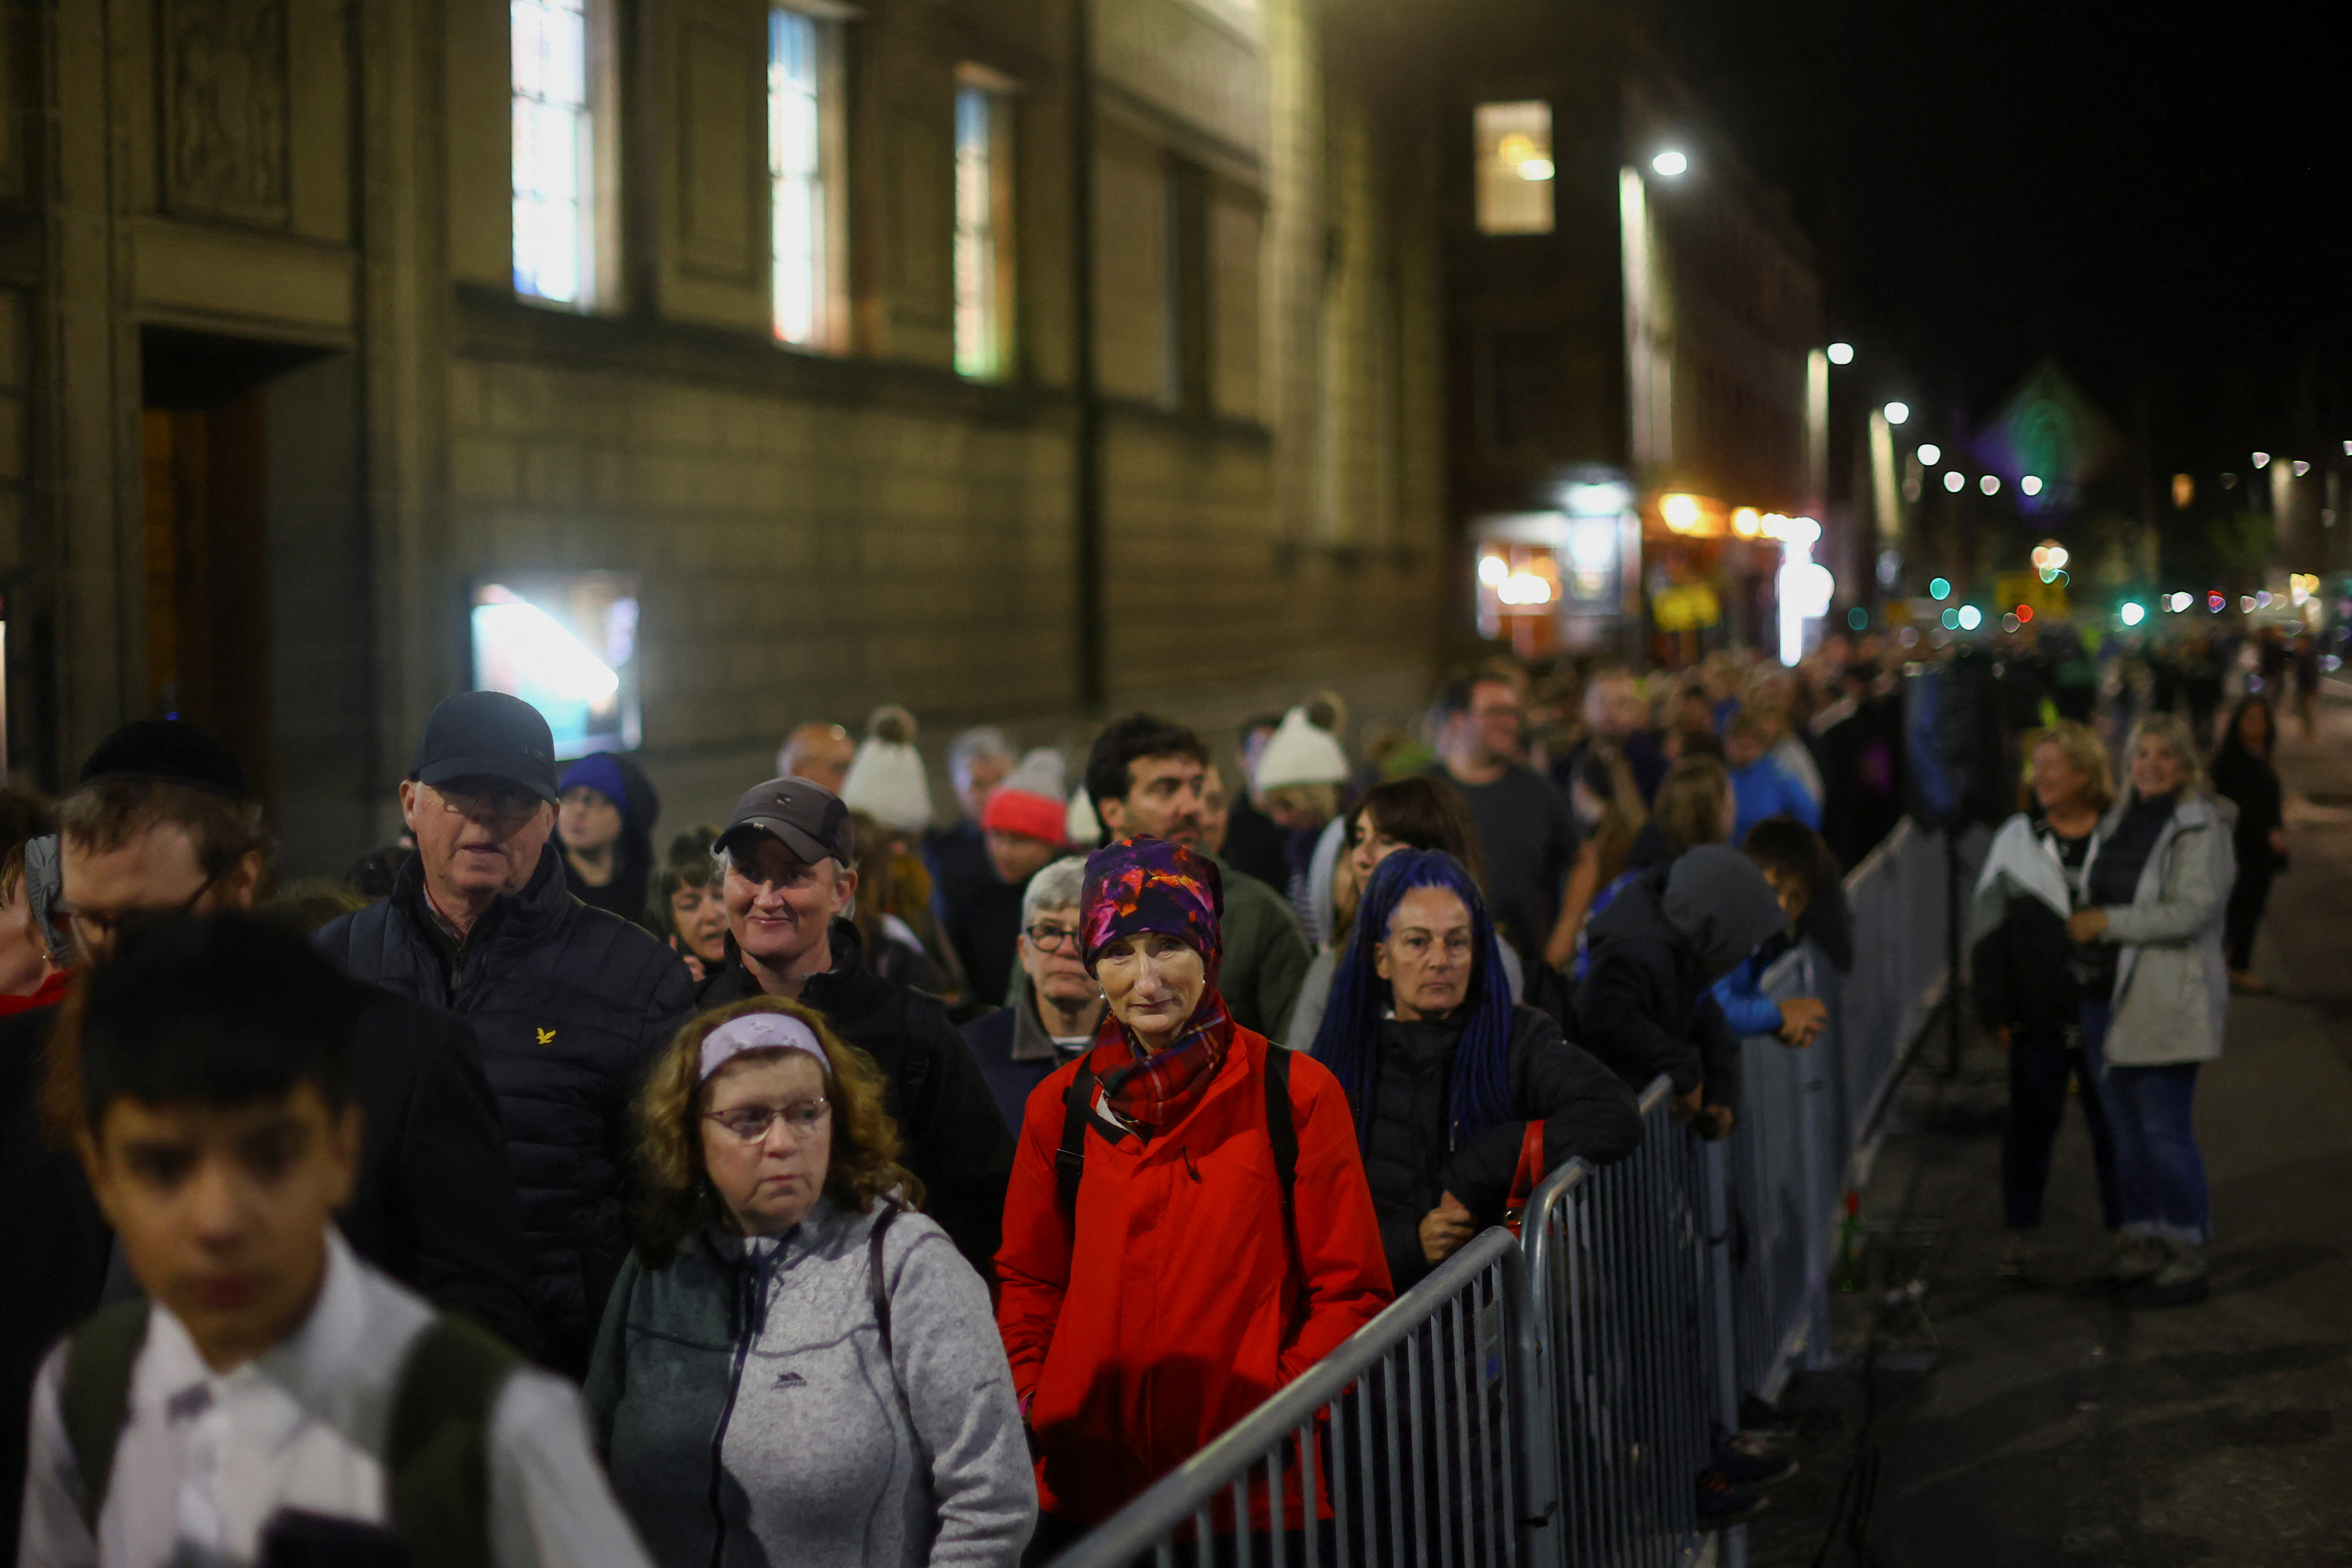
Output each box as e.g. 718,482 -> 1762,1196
584,1198 -> 1035,1568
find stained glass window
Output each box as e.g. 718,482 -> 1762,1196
954,86 -> 1010,379
512,0 -> 595,304
771,10 -> 827,346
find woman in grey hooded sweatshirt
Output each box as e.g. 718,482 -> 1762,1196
585,996 -> 1035,1568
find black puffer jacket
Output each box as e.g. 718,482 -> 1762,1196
1572,847 -> 1785,1114
697,919 -> 1015,1282
316,845 -> 694,1375
1354,1004 -> 1640,1291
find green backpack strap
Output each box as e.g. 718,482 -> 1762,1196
385,1315 -> 523,1568
59,1299 -> 151,1530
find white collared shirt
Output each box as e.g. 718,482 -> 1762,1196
18,1231 -> 650,1568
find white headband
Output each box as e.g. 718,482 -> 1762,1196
698,1012 -> 830,1082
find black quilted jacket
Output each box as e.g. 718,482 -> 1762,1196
316,845 -> 694,1375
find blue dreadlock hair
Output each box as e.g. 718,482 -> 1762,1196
1309,848 -> 1516,1149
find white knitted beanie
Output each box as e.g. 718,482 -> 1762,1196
841,706 -> 934,834
1065,785 -> 1103,847
1253,706 -> 1350,791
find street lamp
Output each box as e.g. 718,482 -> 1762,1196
1942,470 -> 1965,493
1651,150 -> 1688,177
1917,443 -> 1941,465
2021,475 -> 2044,496
1826,342 -> 1854,366
1883,402 -> 1910,425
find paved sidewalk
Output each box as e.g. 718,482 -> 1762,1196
1746,701 -> 2352,1567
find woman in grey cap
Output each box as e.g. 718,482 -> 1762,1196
586,995 -> 1034,1568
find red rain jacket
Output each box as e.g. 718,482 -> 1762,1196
996,1027 -> 1394,1528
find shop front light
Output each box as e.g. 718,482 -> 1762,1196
1478,553 -> 1509,587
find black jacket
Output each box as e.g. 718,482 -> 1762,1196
2210,747 -> 2287,873
1350,1004 -> 1640,1291
698,919 -> 1015,1281
0,980 -> 539,1551
316,846 -> 695,1375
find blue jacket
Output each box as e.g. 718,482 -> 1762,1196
1709,952 -> 1783,1038
317,845 -> 695,1375
1730,757 -> 1822,844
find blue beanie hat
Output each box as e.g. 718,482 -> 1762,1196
558,752 -> 631,815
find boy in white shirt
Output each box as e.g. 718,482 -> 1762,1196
16,914 -> 653,1568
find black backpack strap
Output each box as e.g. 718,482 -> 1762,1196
386,1316 -> 522,1568
1262,1044 -> 1299,1234
1053,1064 -> 1099,1220
868,1200 -> 903,1364
59,1299 -> 150,1530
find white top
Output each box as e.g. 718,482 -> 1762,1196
17,1231 -> 652,1568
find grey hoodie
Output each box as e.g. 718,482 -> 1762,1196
585,1198 -> 1035,1568
1663,846 -> 1789,978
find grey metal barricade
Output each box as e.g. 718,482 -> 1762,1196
1522,1077 -> 1712,1568
1047,1225 -> 1565,1568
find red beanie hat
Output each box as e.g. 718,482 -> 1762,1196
981,747 -> 1068,845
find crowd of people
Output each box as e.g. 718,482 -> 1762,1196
0,610 -> 2314,1564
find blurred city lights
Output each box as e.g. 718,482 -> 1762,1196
1661,493 -> 1704,532
1980,474 -> 2001,495
2031,541 -> 2069,571
2120,602 -> 2146,626
1498,570 -> 1554,606
1563,480 -> 1632,514
1826,342 -> 1854,365
1917,443 -> 1941,465
1847,607 -> 1870,630
2253,452 -> 2271,469
2016,603 -> 2035,624
1478,553 -> 1508,587
1929,577 -> 1952,600
1651,150 -> 1688,177
2169,591 -> 2193,613
2207,592 -> 2226,613
1957,605 -> 1983,631
2240,595 -> 2254,613
1517,157 -> 1555,181
2293,459 -> 2311,477
1883,402 -> 1910,425
1731,507 -> 1761,537
1942,470 -> 1965,493
2172,473 -> 2194,508
2001,612 -> 2020,633
1940,608 -> 1959,629
2020,475 -> 2044,496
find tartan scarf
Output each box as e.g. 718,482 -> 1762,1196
1091,985 -> 1238,1133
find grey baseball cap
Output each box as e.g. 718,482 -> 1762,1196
719,777 -> 855,867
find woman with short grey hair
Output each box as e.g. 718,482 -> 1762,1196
2065,712 -> 2233,1306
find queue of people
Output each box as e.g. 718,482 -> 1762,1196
0,622 -> 2299,1565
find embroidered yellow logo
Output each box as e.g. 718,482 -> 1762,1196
536,1028 -> 557,1045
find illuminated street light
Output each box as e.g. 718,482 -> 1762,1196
1478,553 -> 1509,587
1883,402 -> 1911,425
1980,474 -> 2001,496
2121,602 -> 2146,626
1929,577 -> 1952,600
1826,342 -> 1855,366
2253,452 -> 2271,469
2020,475 -> 2044,496
1917,443 -> 1942,466
1942,470 -> 1965,493
2293,459 -> 2311,477
1957,605 -> 1983,631
1651,150 -> 1689,177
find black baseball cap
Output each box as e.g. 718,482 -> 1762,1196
408,692 -> 560,804
79,719 -> 249,799
719,777 -> 854,868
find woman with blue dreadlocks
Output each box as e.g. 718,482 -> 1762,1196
1309,848 -> 1640,1289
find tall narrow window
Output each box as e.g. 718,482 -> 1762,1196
513,0 -> 597,304
1474,101 -> 1554,236
954,81 -> 1016,380
770,9 -> 830,347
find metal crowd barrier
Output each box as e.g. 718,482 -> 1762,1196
1046,1225 -> 1564,1568
1052,817 -> 1979,1568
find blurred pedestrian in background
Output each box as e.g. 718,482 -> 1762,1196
0,789 -> 60,1010
318,692 -> 687,1373
2209,693 -> 2287,994
926,724 -> 1016,939
651,826 -> 727,982
945,748 -> 1069,1004
1711,818 -> 1835,1053
558,750 -> 660,930
846,810 -> 955,994
1251,703 -> 1352,931
1310,848 -> 1637,1290
588,998 -> 1034,1568
1558,667 -> 1667,805
2065,714 -> 2232,1306
1085,715 -> 1312,1038
1971,722 -> 2122,1279
997,837 -> 1390,1553
1220,714 -> 1292,890
1430,672 -> 1581,965
1724,707 -> 1821,843
842,704 -> 934,845
960,855 -> 1100,1130
696,777 -> 1014,1281
779,720 -> 856,794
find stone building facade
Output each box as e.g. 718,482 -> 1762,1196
0,0 -> 1448,868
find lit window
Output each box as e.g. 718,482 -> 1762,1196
770,9 -> 832,347
512,0 -> 598,304
954,84 -> 1015,380
1475,102 -> 1554,236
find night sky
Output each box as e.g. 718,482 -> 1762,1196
1656,1 -> 2352,470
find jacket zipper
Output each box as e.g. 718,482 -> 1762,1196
707,1253 -> 764,1568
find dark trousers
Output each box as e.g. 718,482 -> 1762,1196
2225,862 -> 2275,972
2002,1023 -> 2121,1232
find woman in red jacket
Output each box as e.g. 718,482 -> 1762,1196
997,836 -> 1393,1556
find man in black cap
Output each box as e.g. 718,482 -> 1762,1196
0,717 -> 541,1556
698,776 -> 1015,1280
316,692 -> 694,1375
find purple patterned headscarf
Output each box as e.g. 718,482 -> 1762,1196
1079,836 -> 1226,986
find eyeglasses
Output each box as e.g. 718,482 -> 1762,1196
429,785 -> 545,829
703,1098 -> 830,1143
1025,923 -> 1084,954
56,866 -> 225,951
